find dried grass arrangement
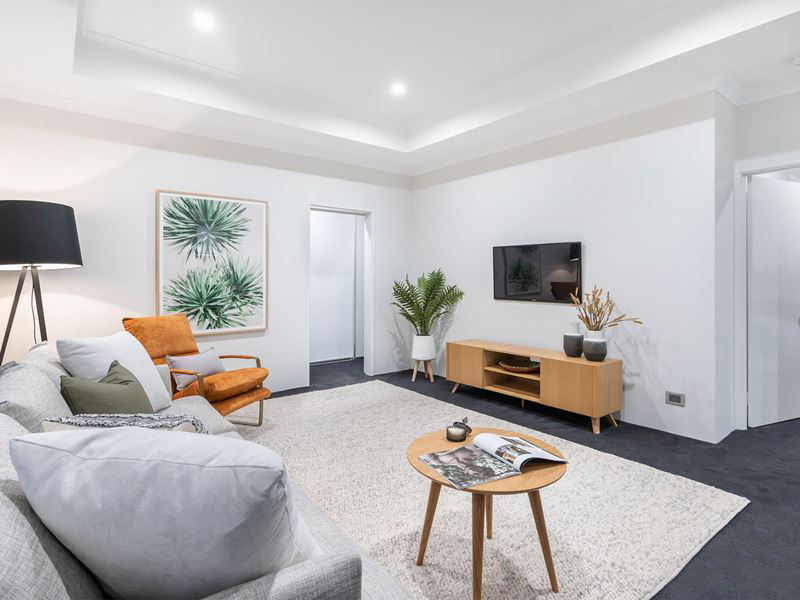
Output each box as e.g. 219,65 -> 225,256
570,286 -> 643,332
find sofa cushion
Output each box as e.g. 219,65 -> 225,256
20,342 -> 69,387
0,414 -> 103,600
0,363 -> 71,432
10,428 -> 322,599
0,413 -> 27,480
167,347 -> 226,390
0,480 -> 105,600
174,367 -> 268,402
60,360 -> 154,415
57,331 -> 171,411
160,395 -> 238,435
122,314 -> 199,364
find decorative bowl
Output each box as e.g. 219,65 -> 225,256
499,358 -> 540,373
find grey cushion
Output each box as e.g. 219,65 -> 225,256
160,395 -> 238,435
205,552 -> 362,600
0,480 -> 104,600
0,413 -> 27,480
0,414 -> 103,600
11,428 -> 322,599
0,363 -> 71,432
167,347 -> 226,390
20,342 -> 69,387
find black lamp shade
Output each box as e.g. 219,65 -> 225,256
0,200 -> 82,270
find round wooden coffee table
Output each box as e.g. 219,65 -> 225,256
407,427 -> 567,600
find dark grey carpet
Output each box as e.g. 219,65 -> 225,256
275,358 -> 798,600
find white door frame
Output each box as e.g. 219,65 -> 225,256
733,155 -> 800,429
306,204 -> 375,378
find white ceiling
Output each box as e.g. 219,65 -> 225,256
1,0 -> 800,179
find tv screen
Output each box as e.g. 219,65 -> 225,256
493,242 -> 581,303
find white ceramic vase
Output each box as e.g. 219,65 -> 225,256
586,329 -> 605,341
411,335 -> 436,361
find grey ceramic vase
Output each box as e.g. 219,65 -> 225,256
583,338 -> 607,362
563,333 -> 584,358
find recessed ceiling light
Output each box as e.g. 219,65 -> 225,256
389,82 -> 407,97
193,10 -> 216,32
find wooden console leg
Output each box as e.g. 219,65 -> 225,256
451,382 -> 460,393
471,493 -> 486,600
416,482 -> 441,565
606,413 -> 618,427
591,417 -> 600,434
528,490 -> 559,593
412,361 -> 419,382
486,494 -> 493,539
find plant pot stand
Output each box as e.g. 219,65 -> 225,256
412,360 -> 435,382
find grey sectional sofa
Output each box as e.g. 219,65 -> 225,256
0,343 -> 410,600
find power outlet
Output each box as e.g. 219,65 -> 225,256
665,391 -> 686,407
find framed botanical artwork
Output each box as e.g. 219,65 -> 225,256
156,190 -> 268,335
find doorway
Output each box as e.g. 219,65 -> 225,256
309,207 -> 368,369
747,168 -> 800,426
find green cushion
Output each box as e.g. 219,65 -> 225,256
60,361 -> 154,415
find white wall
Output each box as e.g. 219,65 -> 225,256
0,119 -> 411,392
737,91 -> 800,168
714,94 -> 737,440
411,96 -> 726,442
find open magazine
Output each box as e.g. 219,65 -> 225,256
419,433 -> 566,490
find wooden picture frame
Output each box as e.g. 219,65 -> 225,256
156,190 -> 268,336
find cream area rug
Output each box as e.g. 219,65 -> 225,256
235,381 -> 748,600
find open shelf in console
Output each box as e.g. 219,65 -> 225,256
483,364 -> 540,406
483,365 -> 541,381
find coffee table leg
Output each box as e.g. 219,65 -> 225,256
472,493 -> 485,600
528,490 -> 559,593
486,494 -> 493,539
416,481 -> 441,565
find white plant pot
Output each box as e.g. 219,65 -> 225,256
586,329 -> 605,341
411,335 -> 436,361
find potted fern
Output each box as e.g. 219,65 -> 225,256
391,269 -> 464,362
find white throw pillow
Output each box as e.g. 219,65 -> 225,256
57,331 -> 171,412
10,428 -> 321,599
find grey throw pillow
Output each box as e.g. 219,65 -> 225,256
60,360 -> 154,415
166,347 -> 226,390
10,428 -> 321,599
0,364 -> 71,432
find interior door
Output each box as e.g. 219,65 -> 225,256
748,175 -> 800,426
310,210 -> 356,363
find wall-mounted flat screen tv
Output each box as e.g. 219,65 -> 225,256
493,242 -> 581,303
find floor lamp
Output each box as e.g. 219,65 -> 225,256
0,200 -> 82,365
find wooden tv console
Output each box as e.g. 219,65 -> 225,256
446,339 -> 623,434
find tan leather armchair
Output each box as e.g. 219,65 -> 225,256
122,315 -> 270,426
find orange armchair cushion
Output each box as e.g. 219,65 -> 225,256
123,315 -> 199,364
173,367 -> 269,402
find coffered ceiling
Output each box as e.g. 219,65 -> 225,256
1,0 -> 800,180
